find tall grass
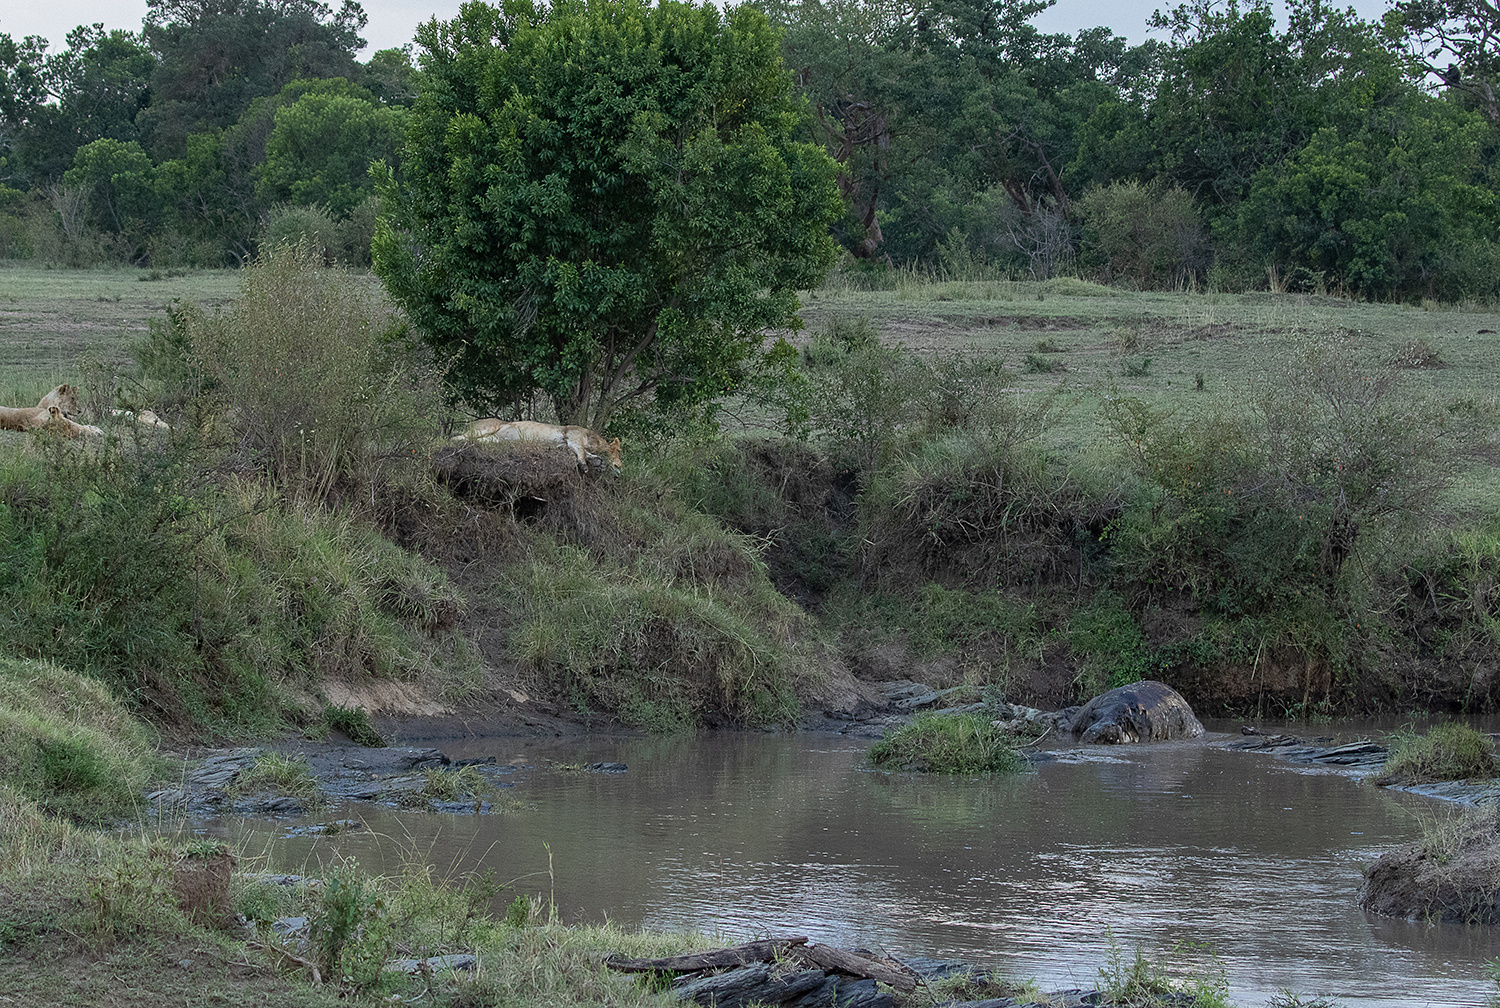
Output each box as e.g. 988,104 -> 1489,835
0,438 -> 474,733
0,658 -> 157,822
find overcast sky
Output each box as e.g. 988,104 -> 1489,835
2,0 -> 1392,58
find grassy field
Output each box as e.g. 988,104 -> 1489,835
0,263 -> 245,404
798,277 -> 1500,512
6,260 -> 1498,506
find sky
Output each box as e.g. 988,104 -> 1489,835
2,0 -> 1393,58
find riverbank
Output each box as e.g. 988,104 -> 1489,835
15,673 -> 1500,1006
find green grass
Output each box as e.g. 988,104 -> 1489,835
227,753 -> 322,803
320,704 -> 385,747
1097,937 -> 1232,1008
0,782 -> 717,1008
0,262 -> 242,402
868,712 -> 1032,774
419,765 -> 488,801
1376,723 -> 1497,785
0,657 -> 157,823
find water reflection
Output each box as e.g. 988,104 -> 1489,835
209,728 -> 1498,1007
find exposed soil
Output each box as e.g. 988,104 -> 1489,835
1360,829 -> 1500,924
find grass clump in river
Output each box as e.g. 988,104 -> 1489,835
1375,723 -> 1497,784
227,753 -> 322,805
1098,937 -> 1231,1008
419,765 -> 488,801
868,712 -> 1031,774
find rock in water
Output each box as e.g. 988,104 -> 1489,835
1068,680 -> 1203,744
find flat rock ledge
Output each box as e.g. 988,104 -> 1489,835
1219,728 -> 1500,806
143,743 -> 580,818
819,679 -> 1204,748
603,938 -> 1188,1008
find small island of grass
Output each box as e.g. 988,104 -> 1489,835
867,712 -> 1034,774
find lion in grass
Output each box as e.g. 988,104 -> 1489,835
110,407 -> 171,430
454,419 -> 623,474
36,384 -> 80,417
0,404 -> 103,438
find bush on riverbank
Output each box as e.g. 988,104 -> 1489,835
1375,723 -> 1497,784
9,253 -> 1500,742
665,321 -> 1496,716
0,438 -> 476,734
868,712 -> 1032,773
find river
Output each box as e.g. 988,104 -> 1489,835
211,723 -> 1499,1007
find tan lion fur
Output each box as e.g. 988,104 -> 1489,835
0,405 -> 101,438
36,384 -> 80,417
455,418 -> 623,473
111,407 -> 171,430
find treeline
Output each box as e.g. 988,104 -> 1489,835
3,0 -> 1499,301
0,0 -> 412,266
768,0 -> 1500,301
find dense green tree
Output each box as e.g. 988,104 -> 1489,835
1093,0 -> 1408,208
257,79 -> 404,216
764,0 -> 951,259
62,138 -> 161,260
361,47 -> 417,107
1230,94 -> 1499,297
155,129 -> 257,262
375,0 -> 842,427
138,0 -> 368,158
0,34 -> 51,186
1,26 -> 158,186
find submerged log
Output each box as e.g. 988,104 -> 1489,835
604,936 -> 808,974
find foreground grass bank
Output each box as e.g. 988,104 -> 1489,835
0,775 -> 1349,1008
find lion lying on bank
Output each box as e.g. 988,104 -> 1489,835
0,404 -> 103,438
110,408 -> 171,430
454,419 -> 623,473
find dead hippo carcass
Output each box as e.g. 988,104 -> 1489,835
1068,680 -> 1204,744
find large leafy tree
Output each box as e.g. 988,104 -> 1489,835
1390,0 -> 1500,123
62,138 -> 161,260
374,0 -> 842,428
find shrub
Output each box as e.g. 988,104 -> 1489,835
1376,723 -> 1496,784
1023,352 -> 1064,374
1076,181 -> 1211,289
852,433 -> 1091,592
322,704 -> 385,747
156,239 -> 443,503
867,712 -> 1030,774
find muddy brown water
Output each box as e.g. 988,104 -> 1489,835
212,724 -> 1499,1006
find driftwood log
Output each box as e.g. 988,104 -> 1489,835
795,943 -> 917,993
604,937 -> 808,973
604,936 -> 917,998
